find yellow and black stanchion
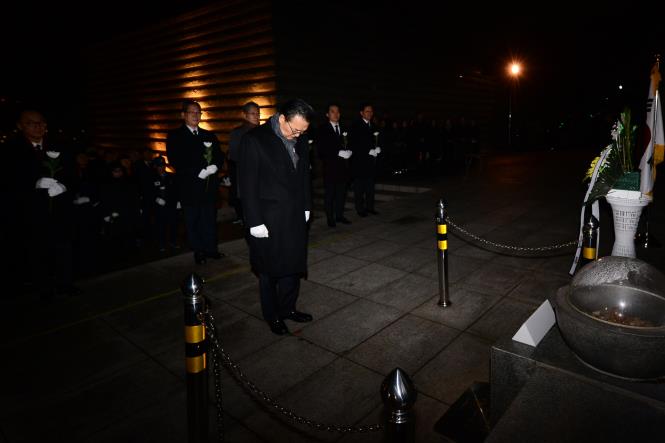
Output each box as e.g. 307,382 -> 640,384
580,215 -> 599,269
435,199 -> 451,307
181,273 -> 208,443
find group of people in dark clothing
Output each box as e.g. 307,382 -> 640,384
5,98 -> 472,337
5,109 -> 184,301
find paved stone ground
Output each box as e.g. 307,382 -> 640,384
1,149 -> 663,442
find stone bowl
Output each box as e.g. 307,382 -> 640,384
550,256 -> 665,380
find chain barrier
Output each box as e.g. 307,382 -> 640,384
445,216 -> 577,255
200,310 -> 384,438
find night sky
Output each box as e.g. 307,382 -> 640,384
2,3 -> 661,135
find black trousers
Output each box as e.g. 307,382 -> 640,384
258,273 -> 300,322
353,177 -> 375,213
183,204 -> 217,255
155,205 -> 178,248
324,180 -> 347,221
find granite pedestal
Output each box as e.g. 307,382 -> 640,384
488,326 -> 665,442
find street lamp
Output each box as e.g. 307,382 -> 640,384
508,62 -> 521,147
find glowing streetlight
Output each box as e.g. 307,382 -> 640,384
507,62 -> 522,147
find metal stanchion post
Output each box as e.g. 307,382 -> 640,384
435,199 -> 451,307
580,215 -> 599,269
181,273 -> 209,443
381,368 -> 417,443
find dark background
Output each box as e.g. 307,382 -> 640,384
1,2 -> 661,149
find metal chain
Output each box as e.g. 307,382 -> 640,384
446,217 -> 577,253
201,310 -> 383,435
207,311 -> 225,443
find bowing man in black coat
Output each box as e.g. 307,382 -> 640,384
349,103 -> 381,216
316,103 -> 352,227
238,99 -> 314,335
166,100 -> 224,265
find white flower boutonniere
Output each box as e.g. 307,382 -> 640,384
373,131 -> 380,147
46,151 -> 60,159
203,141 -> 212,148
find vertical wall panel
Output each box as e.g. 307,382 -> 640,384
87,0 -> 277,156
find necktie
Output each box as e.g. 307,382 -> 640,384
193,129 -> 198,136
335,125 -> 340,136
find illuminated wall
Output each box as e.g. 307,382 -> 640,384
87,0 -> 276,157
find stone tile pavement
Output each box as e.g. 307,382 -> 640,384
1,150 -> 663,442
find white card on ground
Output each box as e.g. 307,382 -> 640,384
512,300 -> 556,347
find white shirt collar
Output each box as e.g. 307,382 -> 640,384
362,118 -> 370,124
186,125 -> 199,134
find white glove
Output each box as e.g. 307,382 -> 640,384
111,212 -> 119,218
73,196 -> 90,205
222,176 -> 231,187
104,216 -> 111,222
369,149 -> 378,157
206,164 -> 218,175
375,147 -> 381,154
346,150 -> 353,158
36,177 -> 57,189
177,201 -> 182,209
198,168 -> 209,179
156,197 -> 166,206
337,150 -> 346,159
47,182 -> 67,197
250,224 -> 269,238
305,210 -> 310,222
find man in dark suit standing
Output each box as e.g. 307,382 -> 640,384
239,99 -> 314,335
166,100 -> 224,265
316,103 -> 352,227
5,109 -> 79,300
349,103 -> 381,216
227,101 -> 260,224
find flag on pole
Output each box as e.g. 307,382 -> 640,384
639,61 -> 664,195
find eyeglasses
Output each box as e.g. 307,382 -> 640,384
286,119 -> 306,136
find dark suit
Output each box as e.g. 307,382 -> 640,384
349,119 -> 378,213
5,136 -> 76,295
238,121 -> 311,322
316,121 -> 349,222
228,121 -> 256,220
166,125 -> 223,257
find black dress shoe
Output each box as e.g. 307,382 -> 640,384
268,319 -> 289,335
194,253 -> 207,265
367,210 -> 379,215
206,251 -> 225,259
282,310 -> 313,323
336,217 -> 352,224
357,211 -> 368,217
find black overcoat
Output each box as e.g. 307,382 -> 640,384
238,122 -> 311,277
165,125 -> 223,206
348,119 -> 378,178
316,122 -> 350,184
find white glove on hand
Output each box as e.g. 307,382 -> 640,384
47,182 -> 67,197
198,168 -> 209,179
111,212 -> 119,218
176,201 -> 182,209
36,177 -> 57,189
375,147 -> 381,154
305,210 -> 310,222
346,150 -> 353,158
337,150 -> 346,159
104,216 -> 111,222
73,196 -> 90,205
250,224 -> 269,238
222,176 -> 231,187
206,164 -> 218,175
156,197 -> 166,206
369,149 -> 378,157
